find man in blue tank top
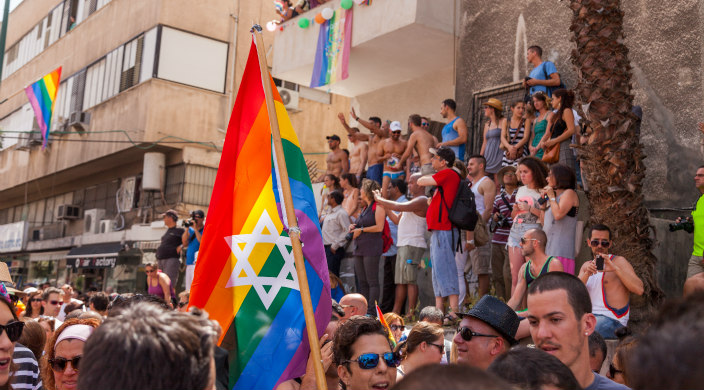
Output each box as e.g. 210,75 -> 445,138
438,99 -> 467,162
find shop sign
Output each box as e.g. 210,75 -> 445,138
0,222 -> 27,253
67,256 -> 118,269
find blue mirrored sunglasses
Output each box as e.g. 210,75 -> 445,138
343,352 -> 400,369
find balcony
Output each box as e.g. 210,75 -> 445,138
272,0 -> 455,97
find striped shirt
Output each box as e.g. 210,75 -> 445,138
12,344 -> 42,390
501,121 -> 529,167
491,188 -> 517,244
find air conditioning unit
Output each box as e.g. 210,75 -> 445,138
56,204 -> 81,220
279,87 -> 299,111
68,111 -> 90,132
99,219 -> 115,234
84,208 -> 106,234
28,130 -> 44,145
14,133 -> 31,150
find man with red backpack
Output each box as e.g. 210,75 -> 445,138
418,147 -> 463,324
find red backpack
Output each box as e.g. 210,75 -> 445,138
372,203 -> 393,253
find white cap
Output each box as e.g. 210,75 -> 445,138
390,121 -> 402,131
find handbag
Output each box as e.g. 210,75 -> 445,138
472,212 -> 490,247
542,142 -> 560,163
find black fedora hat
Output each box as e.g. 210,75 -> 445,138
457,295 -> 520,345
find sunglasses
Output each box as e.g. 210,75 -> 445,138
0,321 -> 24,342
49,356 -> 82,372
456,326 -> 499,342
427,342 -> 444,354
30,298 -> 42,303
609,363 -> 623,378
421,122 -> 429,126
49,300 -> 61,305
178,301 -> 189,308
145,269 -> 155,273
343,352 -> 400,369
589,239 -> 611,248
391,130 -> 402,134
389,324 -> 404,332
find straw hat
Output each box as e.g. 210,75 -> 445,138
0,263 -> 12,286
496,165 -> 517,187
483,98 -> 503,111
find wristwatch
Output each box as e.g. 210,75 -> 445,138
549,198 -> 556,202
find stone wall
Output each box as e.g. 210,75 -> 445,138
456,0 -> 703,208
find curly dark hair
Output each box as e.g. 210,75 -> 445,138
333,315 -> 390,367
518,156 -> 549,189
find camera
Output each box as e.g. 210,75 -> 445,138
595,255 -> 604,271
489,214 -> 510,233
537,195 -> 549,206
345,232 -> 354,242
181,219 -> 194,228
669,217 -> 694,233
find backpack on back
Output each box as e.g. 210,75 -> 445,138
437,170 -> 479,252
542,61 -> 567,97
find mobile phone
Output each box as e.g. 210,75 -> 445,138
595,255 -> 604,271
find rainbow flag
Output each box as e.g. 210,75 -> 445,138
310,7 -> 353,88
24,67 -> 62,149
189,37 -> 331,390
376,303 -> 396,348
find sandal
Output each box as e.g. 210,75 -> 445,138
442,312 -> 460,327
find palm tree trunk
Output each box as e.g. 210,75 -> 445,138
569,0 -> 663,330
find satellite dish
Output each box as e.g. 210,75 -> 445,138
280,89 -> 291,105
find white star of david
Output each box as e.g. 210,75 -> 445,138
224,209 -> 300,309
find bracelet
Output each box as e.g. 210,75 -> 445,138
355,116 -> 359,121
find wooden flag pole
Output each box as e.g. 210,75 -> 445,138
252,25 -> 327,390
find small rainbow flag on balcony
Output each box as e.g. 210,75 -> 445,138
25,67 -> 62,149
310,8 -> 353,88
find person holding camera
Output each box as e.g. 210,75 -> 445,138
490,166 -> 518,301
577,224 -> 643,339
156,209 -> 185,287
181,209 -> 205,291
683,166 -> 704,296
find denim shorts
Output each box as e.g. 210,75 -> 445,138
430,229 -> 460,297
507,222 -> 542,248
594,314 -> 625,339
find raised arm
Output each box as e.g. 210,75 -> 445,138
374,190 -> 428,215
609,256 -> 644,295
351,108 -> 385,137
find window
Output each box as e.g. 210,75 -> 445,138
119,36 -> 143,92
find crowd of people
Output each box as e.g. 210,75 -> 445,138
307,44 -> 704,390
0,44 -> 699,390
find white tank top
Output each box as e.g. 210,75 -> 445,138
471,176 -> 488,214
585,261 -> 629,327
397,211 -> 428,248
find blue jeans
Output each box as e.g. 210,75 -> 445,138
430,229 -> 460,298
367,163 -> 383,185
594,314 -> 624,339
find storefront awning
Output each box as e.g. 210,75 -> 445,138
29,250 -> 70,262
66,243 -> 124,269
66,243 -> 123,259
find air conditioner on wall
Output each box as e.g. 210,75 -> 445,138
56,204 -> 81,220
99,219 -> 115,234
84,208 -> 106,234
279,87 -> 299,111
69,111 -> 90,132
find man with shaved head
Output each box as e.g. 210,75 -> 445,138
507,229 -> 563,311
338,293 -> 367,323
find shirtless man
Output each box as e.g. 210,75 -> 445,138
399,114 -> 437,178
380,121 -> 407,198
338,109 -> 388,185
325,134 -> 349,179
346,128 -> 368,181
